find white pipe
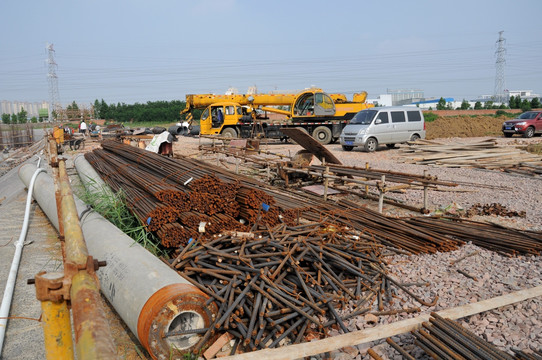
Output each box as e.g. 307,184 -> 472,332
0,161 -> 44,355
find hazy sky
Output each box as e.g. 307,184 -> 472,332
1,0 -> 541,106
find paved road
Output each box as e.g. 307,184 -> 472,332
0,157 -> 57,359
0,154 -> 147,359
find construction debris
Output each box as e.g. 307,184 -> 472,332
400,139 -> 542,176
466,202 -> 527,218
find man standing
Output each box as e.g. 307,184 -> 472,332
80,120 -> 88,136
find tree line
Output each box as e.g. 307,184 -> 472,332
93,99 -> 193,123
1,108 -> 39,124
435,97 -> 540,111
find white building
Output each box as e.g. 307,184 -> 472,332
1,100 -> 49,118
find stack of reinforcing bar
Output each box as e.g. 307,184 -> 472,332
83,141 -> 542,355
381,313 -> 542,360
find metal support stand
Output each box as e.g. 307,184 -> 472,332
378,175 -> 385,213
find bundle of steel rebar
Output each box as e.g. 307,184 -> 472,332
168,224 -> 436,354
86,141 -> 542,256
405,217 -> 542,256
385,312 -> 540,360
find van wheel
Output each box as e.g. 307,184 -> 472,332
386,143 -> 396,149
342,145 -> 353,151
410,134 -> 420,142
364,138 -> 378,152
221,127 -> 238,138
312,126 -> 332,145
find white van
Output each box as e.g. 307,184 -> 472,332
339,106 -> 426,152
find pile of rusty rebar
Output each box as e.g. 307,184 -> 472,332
85,140 -> 542,255
383,313 -> 540,360
168,223 -> 436,354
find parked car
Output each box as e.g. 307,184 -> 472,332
339,107 -> 426,152
502,111 -> 542,138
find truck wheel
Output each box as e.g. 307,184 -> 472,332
342,145 -> 353,151
312,126 -> 332,145
364,137 -> 378,152
221,127 -> 238,138
523,127 -> 534,138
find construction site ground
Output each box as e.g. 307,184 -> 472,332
1,123 -> 541,359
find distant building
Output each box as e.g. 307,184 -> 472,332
387,89 -> 424,106
367,94 -> 392,107
1,100 -> 49,119
507,90 -> 540,101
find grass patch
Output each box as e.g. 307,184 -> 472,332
76,180 -> 166,257
495,110 -> 518,118
424,112 -> 438,122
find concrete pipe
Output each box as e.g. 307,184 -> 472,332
19,163 -> 217,359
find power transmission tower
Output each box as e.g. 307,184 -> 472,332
46,43 -> 61,121
494,31 -> 506,104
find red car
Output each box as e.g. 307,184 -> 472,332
502,111 -> 542,138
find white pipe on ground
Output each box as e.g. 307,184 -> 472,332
0,162 -> 45,355
19,163 -> 217,359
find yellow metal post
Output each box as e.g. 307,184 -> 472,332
41,301 -> 74,359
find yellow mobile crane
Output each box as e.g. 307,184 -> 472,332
181,88 -> 373,144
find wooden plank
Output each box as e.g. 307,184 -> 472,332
220,285 -> 542,360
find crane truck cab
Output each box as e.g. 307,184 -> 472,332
199,102 -> 246,138
185,88 -> 373,144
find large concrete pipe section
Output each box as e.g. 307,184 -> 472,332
19,163 -> 217,359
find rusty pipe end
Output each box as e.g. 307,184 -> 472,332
137,283 -> 218,359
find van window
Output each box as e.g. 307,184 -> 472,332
376,112 -> 389,124
350,109 -> 378,125
391,111 -> 406,123
407,111 -> 422,122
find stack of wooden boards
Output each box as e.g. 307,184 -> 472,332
400,139 -> 542,176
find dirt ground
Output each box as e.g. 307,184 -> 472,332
425,115 -> 508,139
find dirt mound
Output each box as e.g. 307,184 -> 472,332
426,116 -> 505,139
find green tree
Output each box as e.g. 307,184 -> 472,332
30,116 -> 38,123
17,108 -> 28,123
474,101 -> 482,110
484,101 -> 494,109
508,96 -> 516,109
1,113 -> 10,124
460,99 -> 471,110
520,99 -> 532,112
514,96 -> 522,109
11,114 -> 18,123
67,101 -> 79,111
436,97 -> 446,110
530,97 -> 540,109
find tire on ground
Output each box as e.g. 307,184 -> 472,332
523,127 -> 534,138
221,127 -> 238,138
364,137 -> 378,152
312,126 -> 332,145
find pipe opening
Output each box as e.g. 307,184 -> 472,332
165,311 -> 204,350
